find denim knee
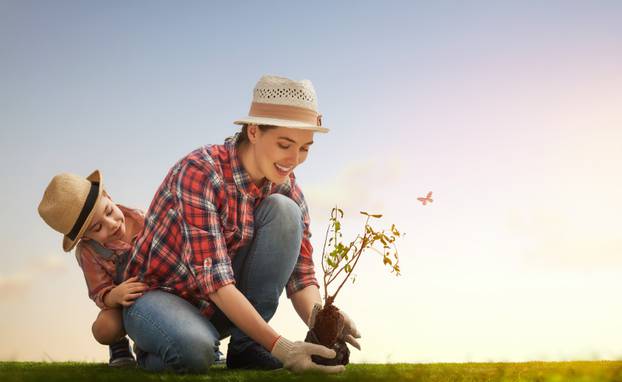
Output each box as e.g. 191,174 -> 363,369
123,291 -> 220,374
177,334 -> 217,373
257,194 -> 303,236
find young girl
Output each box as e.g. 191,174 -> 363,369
38,170 -> 147,367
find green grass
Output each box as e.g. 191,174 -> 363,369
2,361 -> 622,382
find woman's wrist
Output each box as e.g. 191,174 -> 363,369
269,335 -> 282,352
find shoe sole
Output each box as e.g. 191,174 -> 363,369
109,357 -> 137,368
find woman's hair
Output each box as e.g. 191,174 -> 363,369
236,124 -> 279,147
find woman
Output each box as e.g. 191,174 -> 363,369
123,75 -> 360,374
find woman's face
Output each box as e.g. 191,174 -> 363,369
245,125 -> 315,186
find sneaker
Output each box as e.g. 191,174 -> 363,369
226,342 -> 283,370
109,356 -> 136,368
214,348 -> 226,365
108,337 -> 136,368
132,342 -> 145,364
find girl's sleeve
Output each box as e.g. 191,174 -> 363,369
75,244 -> 115,309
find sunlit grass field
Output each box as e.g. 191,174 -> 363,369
2,361 -> 622,382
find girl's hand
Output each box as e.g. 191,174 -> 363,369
106,276 -> 148,307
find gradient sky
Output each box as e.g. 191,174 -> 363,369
1,0 -> 622,363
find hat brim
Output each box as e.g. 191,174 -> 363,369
62,169 -> 104,252
234,117 -> 329,133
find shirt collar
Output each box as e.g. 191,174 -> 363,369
225,132 -> 274,199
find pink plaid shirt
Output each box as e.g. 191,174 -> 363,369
75,205 -> 145,309
125,132 -> 319,318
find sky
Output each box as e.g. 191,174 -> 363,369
1,0 -> 622,364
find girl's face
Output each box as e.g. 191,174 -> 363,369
83,193 -> 126,245
244,125 -> 315,186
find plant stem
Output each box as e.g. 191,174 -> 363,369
321,214 -> 334,305
329,236 -> 367,302
326,238 -> 360,285
325,216 -> 371,303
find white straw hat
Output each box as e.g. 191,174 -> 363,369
234,75 -> 329,133
38,170 -> 103,252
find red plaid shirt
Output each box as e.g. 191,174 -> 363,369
125,132 -> 318,318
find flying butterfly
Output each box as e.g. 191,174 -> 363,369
417,191 -> 433,206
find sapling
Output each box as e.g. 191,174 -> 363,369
304,207 -> 403,365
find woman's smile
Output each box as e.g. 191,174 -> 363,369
274,163 -> 293,176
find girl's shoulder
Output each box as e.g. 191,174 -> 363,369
75,239 -> 115,262
75,239 -> 95,258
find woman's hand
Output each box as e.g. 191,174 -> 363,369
271,336 -> 345,373
104,276 -> 148,308
308,303 -> 362,350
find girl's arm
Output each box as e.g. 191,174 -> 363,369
75,244 -> 116,309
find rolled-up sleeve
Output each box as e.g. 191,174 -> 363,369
75,245 -> 115,309
177,162 -> 236,298
285,185 -> 320,298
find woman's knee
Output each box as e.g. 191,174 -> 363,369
259,194 -> 303,233
151,324 -> 218,373
122,291 -> 220,373
265,193 -> 301,216
177,336 -> 217,373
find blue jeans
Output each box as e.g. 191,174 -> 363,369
123,194 -> 303,373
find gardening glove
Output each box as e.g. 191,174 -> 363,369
308,302 -> 362,351
271,336 -> 345,374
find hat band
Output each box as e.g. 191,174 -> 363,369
66,181 -> 100,241
248,102 -> 321,126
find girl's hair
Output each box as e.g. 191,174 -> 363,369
236,124 -> 279,147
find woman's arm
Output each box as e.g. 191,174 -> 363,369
290,284 -> 322,327
210,284 -> 346,373
208,284 -> 280,351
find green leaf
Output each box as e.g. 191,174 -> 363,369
329,248 -> 339,259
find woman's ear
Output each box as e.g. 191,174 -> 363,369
247,124 -> 259,143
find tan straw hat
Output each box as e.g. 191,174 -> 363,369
234,75 -> 329,133
38,170 -> 103,252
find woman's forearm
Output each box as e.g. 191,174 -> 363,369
208,284 -> 280,351
291,284 -> 322,326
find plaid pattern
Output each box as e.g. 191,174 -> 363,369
125,132 -> 318,318
75,205 -> 145,309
